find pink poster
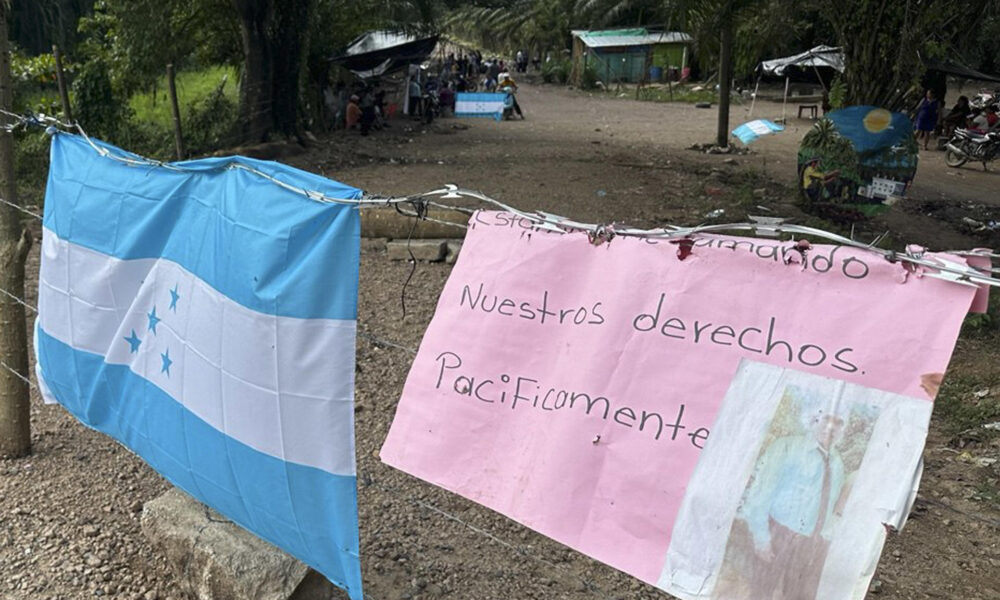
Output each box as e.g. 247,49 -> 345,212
380,212 -> 981,599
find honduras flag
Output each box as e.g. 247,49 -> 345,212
35,133 -> 363,599
731,119 -> 784,144
455,92 -> 506,121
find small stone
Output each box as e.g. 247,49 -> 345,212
144,590 -> 158,600
83,525 -> 99,538
869,579 -> 883,594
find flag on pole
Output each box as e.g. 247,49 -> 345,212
35,133 -> 364,600
455,92 -> 506,121
731,119 -> 784,144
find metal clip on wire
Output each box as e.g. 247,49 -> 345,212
588,224 -> 616,246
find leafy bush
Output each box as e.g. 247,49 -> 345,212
11,50 -> 69,115
71,58 -> 132,141
541,58 -> 571,84
579,63 -> 599,90
829,76 -> 847,110
183,78 -> 239,156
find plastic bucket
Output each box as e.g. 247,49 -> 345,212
649,66 -> 663,82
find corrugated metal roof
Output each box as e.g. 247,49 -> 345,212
572,29 -> 692,48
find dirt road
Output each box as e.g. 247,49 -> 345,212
2,81 -> 998,600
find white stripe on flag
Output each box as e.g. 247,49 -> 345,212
38,228 -> 357,477
455,100 -> 504,114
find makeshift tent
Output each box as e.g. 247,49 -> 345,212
570,28 -> 693,85
751,46 -> 844,120
759,45 -> 845,78
330,31 -> 440,79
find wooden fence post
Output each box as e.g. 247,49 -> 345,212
0,2 -> 33,458
167,64 -> 185,160
52,44 -> 73,123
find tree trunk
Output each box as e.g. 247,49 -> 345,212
270,0 -> 311,139
232,0 -> 273,142
716,18 -> 734,148
232,0 -> 312,143
0,2 -> 32,459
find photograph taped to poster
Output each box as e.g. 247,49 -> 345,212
380,211 -> 980,597
660,360 -> 931,600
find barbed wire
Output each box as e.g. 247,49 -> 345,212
0,286 -> 38,314
0,359 -> 38,391
0,196 -> 43,220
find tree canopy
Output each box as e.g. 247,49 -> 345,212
10,0 -> 1000,146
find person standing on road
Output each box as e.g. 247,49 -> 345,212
914,89 -> 940,150
486,59 -> 501,92
359,87 -> 376,136
408,77 -> 423,117
345,94 -> 361,130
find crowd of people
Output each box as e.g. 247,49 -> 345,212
325,48 -> 551,132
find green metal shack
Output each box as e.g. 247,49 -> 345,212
570,28 -> 692,85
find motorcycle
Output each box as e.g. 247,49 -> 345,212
944,128 -> 1000,169
971,89 -> 999,111
499,85 -> 516,120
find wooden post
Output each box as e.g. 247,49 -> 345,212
167,64 -> 185,160
716,18 -> 734,148
0,3 -> 33,459
52,44 -> 73,123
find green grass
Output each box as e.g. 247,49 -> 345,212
636,85 -> 719,104
129,65 -> 238,126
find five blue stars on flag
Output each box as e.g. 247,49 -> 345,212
125,282 -> 179,378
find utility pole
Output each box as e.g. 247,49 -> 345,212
716,12 -> 734,148
0,1 -> 33,458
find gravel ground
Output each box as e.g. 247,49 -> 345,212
2,81 -> 998,600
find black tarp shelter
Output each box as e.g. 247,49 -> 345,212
330,31 -> 440,79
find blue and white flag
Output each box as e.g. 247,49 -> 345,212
455,92 -> 506,121
731,119 -> 784,144
35,134 -> 363,599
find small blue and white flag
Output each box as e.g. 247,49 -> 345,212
455,92 -> 506,121
35,134 -> 363,599
731,119 -> 784,144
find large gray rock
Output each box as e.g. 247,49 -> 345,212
386,239 -> 447,262
141,488 -> 345,600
